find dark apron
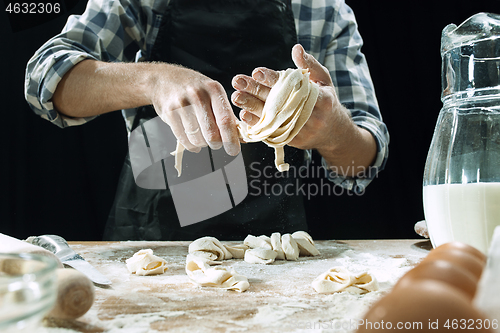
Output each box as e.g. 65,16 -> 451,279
104,0 -> 308,241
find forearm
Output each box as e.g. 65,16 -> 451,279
53,59 -> 240,155
316,105 -> 377,178
52,60 -> 158,117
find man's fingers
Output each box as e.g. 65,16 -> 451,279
166,110 -> 201,153
232,74 -> 271,101
239,110 -> 260,126
291,44 -> 332,86
251,67 -> 279,88
191,99 -> 223,150
178,105 -> 207,148
209,83 -> 241,156
231,91 -> 264,118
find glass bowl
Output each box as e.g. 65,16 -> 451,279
0,253 -> 58,332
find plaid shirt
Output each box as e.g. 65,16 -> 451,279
24,0 -> 389,192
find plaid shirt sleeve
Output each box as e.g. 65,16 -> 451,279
293,0 -> 389,192
24,0 -> 159,128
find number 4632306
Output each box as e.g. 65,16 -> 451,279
5,2 -> 61,14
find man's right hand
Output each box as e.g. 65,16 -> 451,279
53,60 -> 241,156
150,64 -> 240,155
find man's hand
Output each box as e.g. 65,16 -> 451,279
230,44 -> 377,177
53,60 -> 240,156
231,44 -> 340,151
150,64 -> 240,155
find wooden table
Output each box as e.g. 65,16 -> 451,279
42,239 -> 431,333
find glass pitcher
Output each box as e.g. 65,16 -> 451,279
423,12 -> 500,254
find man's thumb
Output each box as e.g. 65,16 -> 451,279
291,44 -> 332,86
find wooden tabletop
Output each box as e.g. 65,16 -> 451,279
42,239 -> 431,333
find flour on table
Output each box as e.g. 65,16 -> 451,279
45,240 -> 425,333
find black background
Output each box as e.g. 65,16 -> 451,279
1,1 -> 499,241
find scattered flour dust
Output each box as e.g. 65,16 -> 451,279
251,302 -> 312,325
333,250 -> 415,288
42,241 -> 425,333
37,328 -> 81,333
103,311 -> 184,333
88,308 -> 184,333
40,309 -> 184,333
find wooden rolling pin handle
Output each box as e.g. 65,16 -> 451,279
48,268 -> 95,319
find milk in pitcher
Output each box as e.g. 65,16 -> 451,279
423,182 -> 500,253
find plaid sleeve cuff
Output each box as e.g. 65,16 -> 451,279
25,48 -> 99,128
321,119 -> 389,193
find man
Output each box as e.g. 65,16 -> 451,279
25,0 -> 389,240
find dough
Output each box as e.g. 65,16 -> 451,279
312,266 -> 379,294
126,249 -> 168,276
258,235 -> 272,245
244,235 -> 272,250
244,248 -> 278,264
186,251 -> 221,266
414,220 -> 429,238
187,231 -> 319,268
351,271 -> 379,293
238,68 -> 319,172
281,234 -> 299,261
171,68 -> 319,176
292,231 -> 320,256
270,232 -> 285,260
188,236 -> 233,262
170,141 -> 185,176
224,244 -> 249,259
185,256 -> 249,292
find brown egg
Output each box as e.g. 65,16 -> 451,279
357,280 -> 494,333
393,259 -> 478,300
433,242 -> 487,264
423,248 -> 485,280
